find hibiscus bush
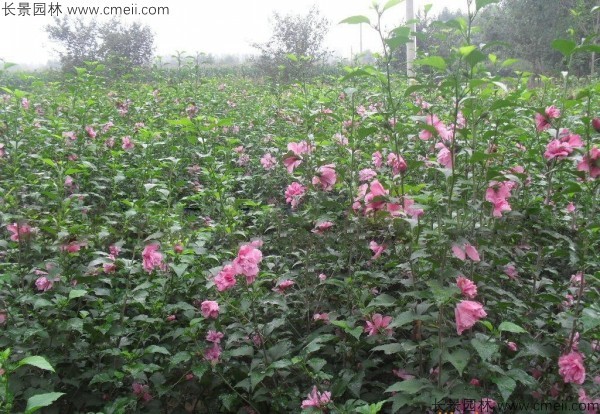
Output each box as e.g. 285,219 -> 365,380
0,1 -> 599,413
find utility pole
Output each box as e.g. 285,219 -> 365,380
406,0 -> 416,78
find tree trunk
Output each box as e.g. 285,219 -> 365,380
406,0 -> 416,78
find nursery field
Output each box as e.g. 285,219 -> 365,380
1,52 -> 600,413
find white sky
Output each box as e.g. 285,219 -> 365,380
0,0 -> 466,67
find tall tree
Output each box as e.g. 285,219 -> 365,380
252,6 -> 330,81
46,17 -> 154,73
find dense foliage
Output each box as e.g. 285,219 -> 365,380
1,1 -> 600,413
46,17 -> 155,74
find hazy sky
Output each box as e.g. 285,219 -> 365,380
0,0 -> 466,66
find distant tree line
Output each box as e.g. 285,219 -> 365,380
394,0 -> 599,76
46,17 -> 154,74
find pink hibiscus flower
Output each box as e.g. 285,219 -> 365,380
142,243 -> 165,273
312,164 -> 337,191
301,386 -> 331,410
364,313 -> 393,336
558,350 -> 586,384
456,276 -> 477,299
285,182 -> 306,209
200,300 -> 219,319
455,300 -> 487,335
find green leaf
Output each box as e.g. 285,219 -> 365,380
498,321 -> 527,334
339,15 -> 370,25
384,379 -> 429,394
414,56 -> 446,71
368,293 -> 396,308
356,401 -> 385,414
471,337 -> 499,362
382,0 -> 404,12
371,343 -> 402,355
144,345 -> 170,355
170,263 -> 189,277
170,351 -> 191,366
581,307 -> 600,333
492,376 -> 516,402
68,289 -> 87,300
307,358 -> 327,372
229,345 -> 254,357
578,44 -> 600,53
501,58 -> 519,67
444,349 -> 470,376
426,280 -> 458,305
465,50 -> 487,67
25,392 -> 65,413
386,35 -> 411,50
475,0 -> 499,10
18,356 -> 55,372
192,363 -> 209,381
459,45 -> 477,56
552,39 -> 577,57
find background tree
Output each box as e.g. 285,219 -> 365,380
46,17 -> 154,74
252,6 -> 330,81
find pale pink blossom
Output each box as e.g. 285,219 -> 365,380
200,300 -> 219,319
364,313 -> 393,336
121,136 -> 134,150
85,125 -> 97,139
312,221 -> 334,234
387,153 -> 407,175
142,244 -> 165,273
369,241 -> 385,260
504,264 -> 518,279
359,168 -> 377,182
61,240 -> 86,253
558,350 -> 586,384
507,341 -> 518,352
333,133 -> 348,146
318,273 -> 327,282
455,300 -> 487,335
288,141 -> 313,155
435,142 -> 453,168
312,164 -> 337,191
577,147 -> 600,178
372,151 -> 383,169
63,131 -> 77,141
103,262 -> 116,274
35,276 -> 54,292
204,344 -> 221,364
132,383 -> 152,402
301,386 -> 331,410
452,243 -> 480,262
536,105 -> 560,131
102,121 -> 114,133
570,272 -> 584,287
7,223 -> 35,242
456,276 -> 477,299
486,180 -> 515,217
233,242 -> 263,283
214,264 -> 237,291
260,153 -> 277,170
206,330 -> 224,343
283,154 -> 302,173
313,313 -> 330,323
285,182 -> 306,209
273,279 -> 295,294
